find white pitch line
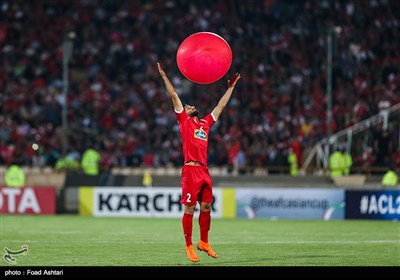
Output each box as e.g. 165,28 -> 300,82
3,240 -> 400,244
224,240 -> 400,244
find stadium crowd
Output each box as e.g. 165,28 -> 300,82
1,0 -> 399,173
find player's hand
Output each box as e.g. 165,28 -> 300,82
157,62 -> 167,78
228,72 -> 241,88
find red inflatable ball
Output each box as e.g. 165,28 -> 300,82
176,32 -> 232,84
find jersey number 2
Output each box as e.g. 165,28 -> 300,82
185,193 -> 192,203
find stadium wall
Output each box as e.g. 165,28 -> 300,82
74,186 -> 399,221
1,185 -> 398,221
58,171 -> 389,215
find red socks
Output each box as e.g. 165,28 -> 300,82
182,212 -> 194,246
183,210 -> 211,246
199,210 -> 211,243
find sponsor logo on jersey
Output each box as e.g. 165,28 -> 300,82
194,129 -> 207,141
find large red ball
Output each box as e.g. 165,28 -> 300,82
176,32 -> 232,84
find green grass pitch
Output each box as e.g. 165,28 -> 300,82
1,215 -> 399,267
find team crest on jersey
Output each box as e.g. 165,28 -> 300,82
194,129 -> 207,141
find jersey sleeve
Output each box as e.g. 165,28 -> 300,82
175,108 -> 187,124
204,113 -> 216,127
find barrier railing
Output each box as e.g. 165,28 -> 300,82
302,103 -> 400,172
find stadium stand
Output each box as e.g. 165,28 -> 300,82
1,0 -> 399,177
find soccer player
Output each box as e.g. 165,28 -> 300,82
157,62 -> 241,262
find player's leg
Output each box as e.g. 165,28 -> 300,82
198,202 -> 211,243
183,204 -> 199,262
197,201 -> 218,258
197,168 -> 218,258
181,166 -> 201,262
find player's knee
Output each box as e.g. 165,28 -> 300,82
200,203 -> 212,211
184,204 -> 196,214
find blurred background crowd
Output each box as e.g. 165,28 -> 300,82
1,0 -> 399,173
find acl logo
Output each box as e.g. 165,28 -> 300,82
359,194 -> 400,215
345,190 -> 400,220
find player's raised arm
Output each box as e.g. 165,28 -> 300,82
211,72 -> 241,120
157,62 -> 183,112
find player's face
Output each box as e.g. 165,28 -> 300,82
184,104 -> 199,117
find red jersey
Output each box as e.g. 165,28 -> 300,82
176,109 -> 216,166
